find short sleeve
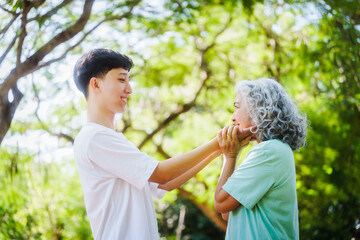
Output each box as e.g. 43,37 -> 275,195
87,130 -> 159,190
222,148 -> 275,210
148,182 -> 167,199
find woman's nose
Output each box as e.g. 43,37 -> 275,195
231,114 -> 235,122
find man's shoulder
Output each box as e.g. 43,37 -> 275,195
76,123 -> 117,139
75,124 -> 95,142
75,123 -> 131,152
75,124 -> 108,147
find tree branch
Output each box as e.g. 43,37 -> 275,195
0,13 -> 19,37
178,188 -> 227,231
138,16 -> 232,150
0,0 -> 143,145
0,5 -> 18,15
102,0 -> 141,22
16,0 -> 30,66
156,142 -> 171,159
203,15 -> 233,53
0,34 -> 17,67
0,0 -> 94,145
28,0 -> 141,75
28,0 -> 74,22
154,137 -> 226,231
138,100 -> 196,150
0,0 -> 95,96
28,26 -> 95,74
25,0 -> 93,66
15,0 -> 45,65
31,76 -> 74,144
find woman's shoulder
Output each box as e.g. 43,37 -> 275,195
258,139 -> 290,147
253,139 -> 292,156
242,140 -> 293,170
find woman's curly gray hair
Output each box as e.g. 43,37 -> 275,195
235,78 -> 307,151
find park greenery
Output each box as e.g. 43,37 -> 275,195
0,0 -> 359,239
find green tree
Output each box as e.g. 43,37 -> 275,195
0,0 -> 141,144
290,0 -> 360,238
1,0 -> 359,239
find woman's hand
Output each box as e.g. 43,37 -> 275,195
217,125 -> 240,160
217,125 -> 253,160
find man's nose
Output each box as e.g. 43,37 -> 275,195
126,82 -> 132,94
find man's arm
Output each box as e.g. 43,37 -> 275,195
149,127 -> 252,185
158,151 -> 221,191
148,138 -> 219,184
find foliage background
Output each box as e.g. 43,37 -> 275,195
0,0 -> 359,239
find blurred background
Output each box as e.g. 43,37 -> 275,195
0,0 -> 359,239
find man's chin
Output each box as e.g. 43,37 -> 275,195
117,107 -> 126,114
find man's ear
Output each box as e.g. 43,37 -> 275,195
89,77 -> 101,92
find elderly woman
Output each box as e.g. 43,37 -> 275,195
214,78 -> 307,239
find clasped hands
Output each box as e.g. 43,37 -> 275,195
217,125 -> 255,160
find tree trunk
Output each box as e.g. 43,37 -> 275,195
0,85 -> 23,144
178,188 -> 227,231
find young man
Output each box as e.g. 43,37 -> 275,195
73,49 -> 251,240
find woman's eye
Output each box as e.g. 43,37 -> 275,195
119,79 -> 125,82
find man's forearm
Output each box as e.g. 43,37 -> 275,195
158,151 -> 221,191
149,138 -> 219,184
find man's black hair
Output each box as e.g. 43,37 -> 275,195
73,49 -> 133,98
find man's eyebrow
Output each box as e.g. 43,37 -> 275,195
118,73 -> 130,79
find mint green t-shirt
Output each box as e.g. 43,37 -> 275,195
222,139 -> 299,240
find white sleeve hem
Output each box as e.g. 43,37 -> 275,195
148,182 -> 167,199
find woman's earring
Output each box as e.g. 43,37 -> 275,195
250,126 -> 258,133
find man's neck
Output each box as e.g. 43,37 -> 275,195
87,103 -> 115,130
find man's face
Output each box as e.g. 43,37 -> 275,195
232,94 -> 252,129
98,68 -> 132,114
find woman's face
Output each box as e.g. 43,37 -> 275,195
232,94 -> 252,129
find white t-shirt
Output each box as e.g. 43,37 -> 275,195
74,122 -> 166,240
